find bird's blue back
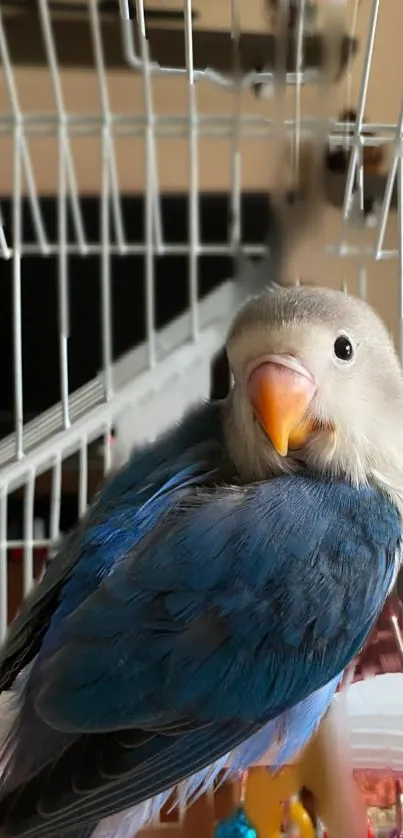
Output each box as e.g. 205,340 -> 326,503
38,473 -> 399,733
0,401 -> 224,684
41,402 -> 224,652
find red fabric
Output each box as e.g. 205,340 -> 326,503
354,773 -> 401,808
9,547 -> 48,563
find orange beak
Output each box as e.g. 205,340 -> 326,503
248,357 -> 317,457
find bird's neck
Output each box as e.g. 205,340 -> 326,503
223,394 -> 403,528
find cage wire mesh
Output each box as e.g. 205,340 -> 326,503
0,0 -> 401,672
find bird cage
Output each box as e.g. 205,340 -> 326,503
0,0 -> 402,835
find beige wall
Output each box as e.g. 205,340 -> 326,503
1,0 -> 403,193
0,0 -> 402,338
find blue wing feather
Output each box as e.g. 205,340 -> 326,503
36,475 -> 399,734
0,400 -> 224,691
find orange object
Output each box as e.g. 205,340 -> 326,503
243,767 -> 298,838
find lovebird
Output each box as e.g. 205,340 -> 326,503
0,7 -> 400,838
0,284 -> 401,838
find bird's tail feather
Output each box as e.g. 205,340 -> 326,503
91,677 -> 340,838
0,663 -> 35,783
0,691 -> 19,781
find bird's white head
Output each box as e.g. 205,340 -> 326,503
224,284 -> 403,513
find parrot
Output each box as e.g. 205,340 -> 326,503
0,287 -> 401,838
0,7 -> 401,838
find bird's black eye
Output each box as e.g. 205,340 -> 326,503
333,334 -> 354,362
